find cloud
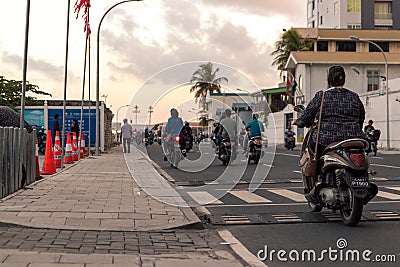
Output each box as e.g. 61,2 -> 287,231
99,1 -> 282,89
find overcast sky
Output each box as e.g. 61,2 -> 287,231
0,0 -> 306,123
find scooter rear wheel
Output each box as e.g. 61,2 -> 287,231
341,188 -> 363,227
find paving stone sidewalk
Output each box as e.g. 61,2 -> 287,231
0,145 -> 246,266
0,146 -> 199,231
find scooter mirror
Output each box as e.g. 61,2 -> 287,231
294,105 -> 305,112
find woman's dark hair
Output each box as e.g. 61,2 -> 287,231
328,65 -> 346,87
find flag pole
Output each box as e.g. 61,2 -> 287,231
61,0 -> 71,169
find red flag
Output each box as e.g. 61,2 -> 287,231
74,0 -> 91,39
286,76 -> 292,95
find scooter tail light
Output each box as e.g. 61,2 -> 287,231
350,153 -> 365,167
255,139 -> 262,146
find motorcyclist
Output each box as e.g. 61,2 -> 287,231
164,108 -> 184,159
284,126 -> 296,148
363,120 -> 375,134
243,114 -> 264,152
294,65 -> 366,195
180,121 -> 193,151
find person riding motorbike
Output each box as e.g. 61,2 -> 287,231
363,120 -> 375,134
164,108 -> 184,160
293,65 -> 366,196
243,114 -> 264,152
180,121 -> 193,152
284,126 -> 296,148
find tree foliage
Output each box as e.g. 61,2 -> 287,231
270,28 -> 314,71
189,62 -> 228,101
0,75 -> 52,107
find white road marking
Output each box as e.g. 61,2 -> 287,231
187,191 -> 223,205
230,190 -> 272,203
371,163 -> 400,169
195,206 -> 211,215
218,229 -> 268,267
275,152 -> 298,157
385,186 -> 400,192
377,191 -> 400,200
293,170 -> 302,174
268,189 -> 306,202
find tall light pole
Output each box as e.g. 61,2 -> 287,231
95,0 -> 142,155
148,106 -> 153,126
350,36 -> 390,150
132,105 -> 140,127
116,105 -> 129,128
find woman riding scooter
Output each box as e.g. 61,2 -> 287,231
294,65 -> 367,196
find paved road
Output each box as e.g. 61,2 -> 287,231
144,142 -> 400,266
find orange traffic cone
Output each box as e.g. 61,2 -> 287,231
54,131 -> 62,168
80,133 -> 85,159
34,133 -> 42,180
41,130 -> 56,175
64,132 -> 74,164
72,132 -> 78,161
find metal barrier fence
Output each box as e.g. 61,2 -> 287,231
0,127 -> 36,198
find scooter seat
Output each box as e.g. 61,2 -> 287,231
323,138 -> 367,153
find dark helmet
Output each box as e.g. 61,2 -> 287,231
328,65 -> 346,87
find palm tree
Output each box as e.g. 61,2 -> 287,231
270,28 -> 313,71
189,62 -> 228,110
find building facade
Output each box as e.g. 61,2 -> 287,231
307,0 -> 400,30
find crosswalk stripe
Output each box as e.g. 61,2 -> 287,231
230,190 -> 272,203
377,191 -> 400,200
187,191 -> 223,205
385,186 -> 400,192
268,189 -> 306,202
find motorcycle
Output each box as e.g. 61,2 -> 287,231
180,134 -> 193,157
37,127 -> 47,155
168,134 -> 183,168
247,136 -> 263,164
295,105 -> 378,226
365,129 -> 380,156
217,138 -> 237,165
285,132 -> 296,151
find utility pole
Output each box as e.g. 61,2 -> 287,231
132,105 -> 140,127
101,94 -> 108,104
148,106 -> 153,126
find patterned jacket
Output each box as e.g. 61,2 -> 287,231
295,87 -> 366,147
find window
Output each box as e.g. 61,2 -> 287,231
375,2 -> 392,19
348,0 -> 361,12
347,24 -> 361,29
317,41 -> 328,51
320,15 -> 323,25
367,70 -> 380,91
334,2 -> 339,15
308,0 -> 315,18
336,41 -> 356,52
369,42 -> 389,52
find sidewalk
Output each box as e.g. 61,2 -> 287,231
0,146 -> 245,266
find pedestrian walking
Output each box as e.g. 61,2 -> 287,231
121,118 -> 133,153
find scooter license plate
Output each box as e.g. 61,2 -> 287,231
350,177 -> 370,188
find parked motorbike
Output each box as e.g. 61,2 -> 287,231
285,132 -> 296,151
247,136 -> 263,164
295,105 -> 378,226
365,129 -> 381,156
37,127 -> 47,155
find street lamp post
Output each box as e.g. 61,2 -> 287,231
350,35 -> 390,150
116,104 -> 129,129
95,0 -> 142,155
132,105 -> 140,128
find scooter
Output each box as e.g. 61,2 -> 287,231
180,134 -> 193,157
366,129 -> 380,156
285,133 -> 296,151
168,134 -> 183,168
247,136 -> 262,164
217,138 -> 234,166
295,105 -> 378,226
